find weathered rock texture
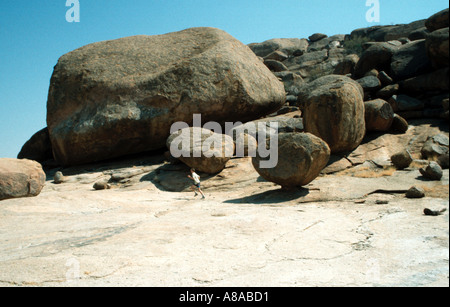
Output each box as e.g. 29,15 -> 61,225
0,159 -> 46,201
252,132 -> 330,188
17,128 -> 53,163
47,27 -> 285,166
166,127 -> 235,174
298,75 -> 366,153
364,99 -> 394,132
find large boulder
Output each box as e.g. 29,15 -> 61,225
399,67 -> 449,93
0,159 -> 46,201
47,27 -> 286,166
252,132 -> 330,188
166,127 -> 235,174
298,75 -> 366,153
273,72 -> 304,96
408,27 -> 430,41
425,8 -> 449,32
17,128 -> 53,163
395,95 -> 425,112
390,39 -> 432,80
426,28 -> 449,68
353,42 -> 399,78
284,50 -> 328,71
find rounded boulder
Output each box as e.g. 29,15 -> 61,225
299,75 -> 366,153
252,132 -> 330,188
167,127 -> 235,174
47,27 -> 285,166
0,159 -> 46,201
364,99 -> 395,132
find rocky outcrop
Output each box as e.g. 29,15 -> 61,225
47,27 -> 285,166
350,20 -> 426,42
0,159 -> 46,201
166,127 -> 235,174
252,132 -> 330,188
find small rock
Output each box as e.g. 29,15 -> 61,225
264,59 -> 289,72
390,114 -> 409,133
93,181 -> 111,190
53,171 -> 65,184
437,152 -> 449,169
376,200 -> 389,205
378,71 -> 394,85
356,75 -> 382,92
264,50 -> 289,62
309,33 -> 328,42
376,84 -> 399,99
391,149 -> 413,170
421,134 -> 449,161
419,161 -> 443,180
424,208 -> 447,216
364,69 -> 379,78
406,186 -> 425,198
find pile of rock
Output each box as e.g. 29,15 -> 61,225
249,8 -> 449,131
11,8 -> 448,195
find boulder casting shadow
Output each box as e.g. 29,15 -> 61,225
224,187 -> 310,204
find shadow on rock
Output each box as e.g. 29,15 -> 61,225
224,187 -> 310,204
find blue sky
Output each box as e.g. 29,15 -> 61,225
0,0 -> 448,159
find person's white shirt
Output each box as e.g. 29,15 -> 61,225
192,172 -> 200,184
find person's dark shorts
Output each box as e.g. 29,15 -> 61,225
194,182 -> 201,188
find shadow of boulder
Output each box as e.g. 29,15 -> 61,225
224,187 -> 310,204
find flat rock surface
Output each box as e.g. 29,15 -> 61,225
0,120 -> 448,287
0,162 -> 448,287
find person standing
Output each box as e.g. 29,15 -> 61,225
188,168 -> 206,199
